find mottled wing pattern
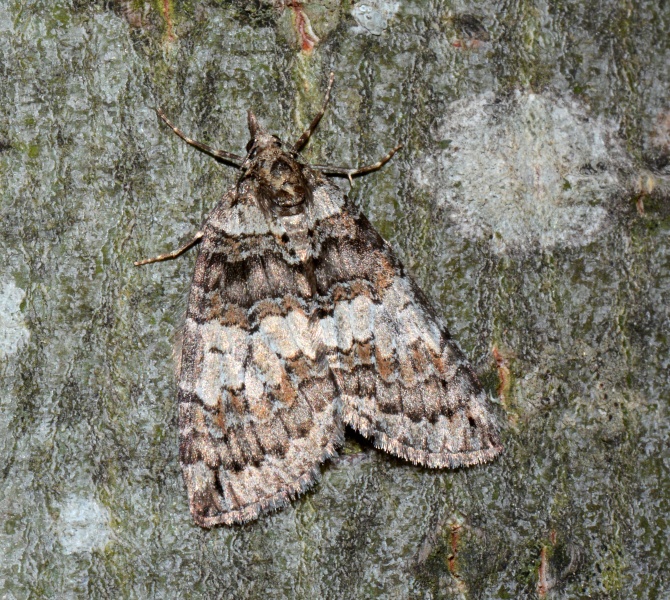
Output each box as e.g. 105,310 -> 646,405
178,188 -> 346,528
308,180 -> 503,469
178,175 -> 501,528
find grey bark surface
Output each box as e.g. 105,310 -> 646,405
0,0 -> 668,598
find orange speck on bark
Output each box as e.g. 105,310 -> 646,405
162,0 -> 176,42
287,1 -> 319,53
537,546 -> 550,598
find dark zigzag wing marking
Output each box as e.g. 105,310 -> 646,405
179,291 -> 343,527
310,197 -> 503,468
178,188 -> 345,528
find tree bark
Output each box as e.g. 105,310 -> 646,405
0,0 -> 668,597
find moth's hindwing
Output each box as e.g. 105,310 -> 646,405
178,178 -> 502,528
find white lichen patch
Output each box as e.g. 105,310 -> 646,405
58,495 -> 111,555
351,0 -> 400,36
0,279 -> 30,360
413,91 -> 633,252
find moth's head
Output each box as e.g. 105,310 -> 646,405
244,110 -> 313,212
246,110 -> 282,153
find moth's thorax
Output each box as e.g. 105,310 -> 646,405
245,145 -> 314,214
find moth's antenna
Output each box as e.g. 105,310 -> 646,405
156,108 -> 244,168
234,123 -> 261,192
312,144 -> 403,184
292,72 -> 335,154
248,110 -> 262,139
134,231 -> 204,267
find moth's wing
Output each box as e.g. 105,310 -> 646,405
178,191 -> 343,528
311,183 -> 503,468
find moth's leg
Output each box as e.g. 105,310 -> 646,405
292,72 -> 335,153
156,109 -> 244,167
134,231 -> 204,267
312,144 -> 403,183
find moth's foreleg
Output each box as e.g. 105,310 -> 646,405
155,109 -> 244,168
292,72 -> 335,153
134,231 -> 204,267
313,143 -> 403,183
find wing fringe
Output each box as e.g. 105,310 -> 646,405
192,433 -> 343,528
342,405 -> 503,470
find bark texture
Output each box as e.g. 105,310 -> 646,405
0,0 -> 668,597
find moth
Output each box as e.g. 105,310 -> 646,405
136,74 -> 503,528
